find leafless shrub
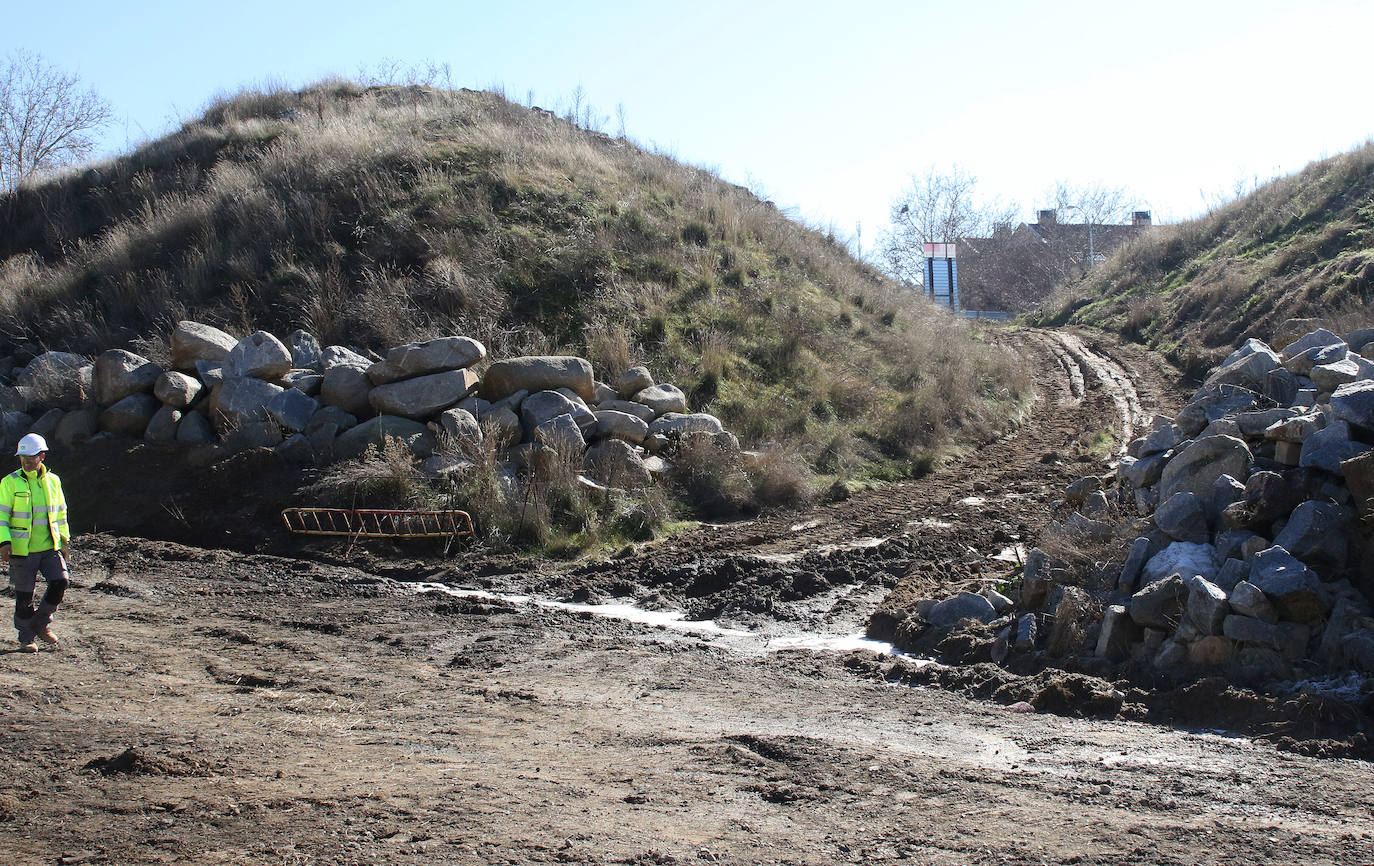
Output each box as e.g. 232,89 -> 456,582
305,437 -> 440,510
748,444 -> 814,507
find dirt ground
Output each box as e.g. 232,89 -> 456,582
2,328 -> 1372,865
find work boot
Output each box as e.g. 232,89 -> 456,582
32,603 -> 59,647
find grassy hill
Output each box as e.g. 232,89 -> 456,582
0,82 -> 1028,490
1033,143 -> 1374,375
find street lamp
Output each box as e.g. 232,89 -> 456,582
1061,203 -> 1095,271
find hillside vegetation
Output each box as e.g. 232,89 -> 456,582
0,82 -> 1027,486
1034,143 -> 1374,375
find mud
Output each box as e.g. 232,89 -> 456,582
3,329 -> 1372,864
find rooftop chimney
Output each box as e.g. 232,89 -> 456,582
1132,210 -> 1152,227
1037,209 -> 1057,226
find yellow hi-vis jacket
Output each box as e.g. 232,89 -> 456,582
0,465 -> 69,557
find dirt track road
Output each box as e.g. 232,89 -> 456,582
2,329 -> 1372,865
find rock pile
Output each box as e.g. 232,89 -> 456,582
915,324 -> 1374,685
0,321 -> 739,491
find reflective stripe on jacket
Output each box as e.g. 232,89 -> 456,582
0,466 -> 69,557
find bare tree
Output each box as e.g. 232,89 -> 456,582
0,50 -> 112,190
879,166 -> 1018,286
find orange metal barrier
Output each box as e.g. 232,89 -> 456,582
281,507 -> 475,541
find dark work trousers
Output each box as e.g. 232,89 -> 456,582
10,549 -> 69,641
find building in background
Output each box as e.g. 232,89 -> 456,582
958,210 -> 1153,313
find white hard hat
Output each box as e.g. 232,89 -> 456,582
16,433 -> 48,457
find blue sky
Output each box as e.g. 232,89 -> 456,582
8,0 -> 1373,252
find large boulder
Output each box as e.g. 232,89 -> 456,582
1249,546 -> 1329,623
616,366 -> 655,398
521,390 -> 595,437
1297,420 -> 1371,474
596,399 -> 655,421
334,416 -> 436,461
154,371 -> 204,408
1205,346 -> 1280,391
1186,576 -> 1231,635
481,356 -> 595,403
1175,386 -> 1260,437
479,405 -> 522,448
1309,358 -> 1362,393
288,329 -> 324,371
438,407 -> 483,450
1283,342 -> 1347,377
93,349 -> 162,406
212,376 -> 285,431
533,413 -> 586,458
647,412 -> 725,439
585,438 -> 652,487
320,363 -> 373,417
366,336 -> 486,385
592,410 -> 650,445
144,404 -> 182,445
927,592 -> 997,628
1331,379 -> 1374,434
265,388 -> 319,433
1141,541 -> 1219,585
224,331 -> 293,380
170,321 -> 236,371
368,368 -> 479,420
1280,327 -> 1344,360
18,352 -> 90,409
1153,492 -> 1209,544
1272,501 -> 1353,569
53,409 -> 97,448
633,383 -> 689,416
1129,574 -> 1187,630
1158,435 -> 1253,502
98,393 -> 160,437
175,410 -> 215,446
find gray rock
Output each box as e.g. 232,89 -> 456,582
1139,419 -> 1183,457
320,363 -> 373,417
194,360 -> 225,388
224,330 -> 293,380
1064,475 -> 1103,504
93,349 -> 162,406
281,370 -> 323,396
265,388 -> 319,433
1200,417 -> 1242,440
1117,450 -> 1172,489
634,383 -> 690,416
984,588 -> 1014,615
1047,586 -> 1094,656
170,321 -> 236,371
1310,357 -> 1361,393
1263,367 -> 1301,406
1079,489 -> 1110,519
592,409 -> 650,445
175,410 -> 215,446
305,405 -> 358,435
533,413 -> 586,458
1158,435 -> 1253,502
585,438 -> 652,487
29,408 -> 62,441
1276,622 -> 1312,661
521,390 -> 595,437
617,366 -> 655,398
1331,379 -> 1374,434
288,330 -> 324,371
1095,605 -> 1138,660
366,336 -> 486,385
597,399 -> 655,421
1154,638 -> 1189,669
18,352 -> 90,409
1020,548 -> 1051,609
1229,580 -> 1278,623
480,405 -> 522,448
322,345 -> 372,369
1175,386 -> 1261,437
1117,536 -> 1151,592
1129,574 -> 1187,630
369,368 -> 479,420
1214,530 -> 1256,561
1142,541 -> 1219,585
438,407 -> 483,450
593,381 -> 618,405
1280,327 -> 1344,360
1189,635 -> 1237,666
1343,327 -> 1374,351
1264,412 -> 1327,443
154,371 -> 204,408
1344,630 -> 1374,673
482,356 -> 595,403
212,376 -> 285,431
1210,473 -> 1247,522
1154,492 -> 1210,544
1249,546 -> 1329,623
98,393 -> 160,437
1205,346 -> 1280,391
335,415 -> 436,461
1214,558 -> 1249,591
1186,577 -> 1231,635
1233,408 -> 1300,437
928,591 -> 997,628
648,412 -> 725,440
1283,342 -> 1348,377
144,404 -> 182,445
1222,614 -> 1280,647
53,408 -> 97,448
1273,500 -> 1353,569
1014,613 -> 1038,651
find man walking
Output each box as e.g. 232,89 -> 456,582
1,434 -> 71,653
